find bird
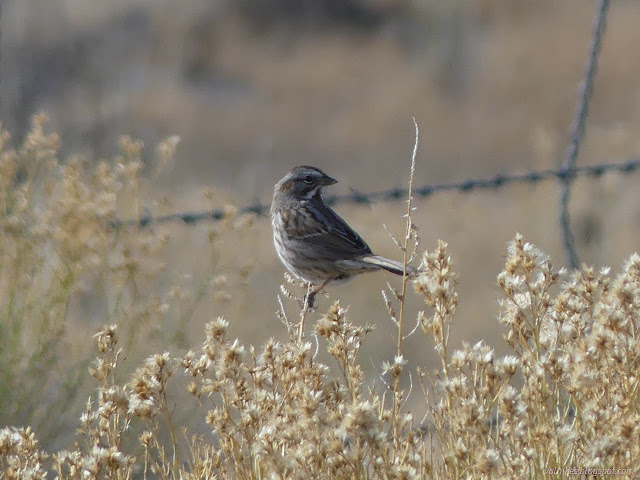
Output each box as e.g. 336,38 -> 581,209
271,165 -> 416,307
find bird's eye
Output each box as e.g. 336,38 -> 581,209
304,175 -> 313,183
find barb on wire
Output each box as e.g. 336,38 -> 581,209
559,0 -> 610,269
114,157 -> 640,229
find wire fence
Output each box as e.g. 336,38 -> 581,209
119,156 -> 640,227
559,0 -> 609,269
117,0 -> 622,270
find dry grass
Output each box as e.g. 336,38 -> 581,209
1,119 -> 639,479
0,116 -> 249,450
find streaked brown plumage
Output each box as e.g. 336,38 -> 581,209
271,165 -> 416,306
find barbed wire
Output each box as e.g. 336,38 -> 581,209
116,157 -> 640,228
559,0 -> 609,269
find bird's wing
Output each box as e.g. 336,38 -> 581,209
281,199 -> 372,258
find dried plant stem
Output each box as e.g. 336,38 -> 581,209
298,283 -> 313,342
392,118 -> 419,445
397,118 -> 419,355
160,394 -> 180,480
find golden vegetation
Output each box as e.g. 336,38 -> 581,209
1,120 -> 639,479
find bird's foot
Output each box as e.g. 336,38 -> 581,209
304,291 -> 318,310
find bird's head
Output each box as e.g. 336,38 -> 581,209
274,165 -> 337,200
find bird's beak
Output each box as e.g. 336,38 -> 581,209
321,174 -> 337,186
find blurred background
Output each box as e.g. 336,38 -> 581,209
2,0 -> 640,450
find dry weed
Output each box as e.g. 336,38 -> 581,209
1,120 -> 638,479
3,231 -> 639,478
0,116 -> 242,447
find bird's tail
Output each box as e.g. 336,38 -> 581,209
361,255 -> 418,277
